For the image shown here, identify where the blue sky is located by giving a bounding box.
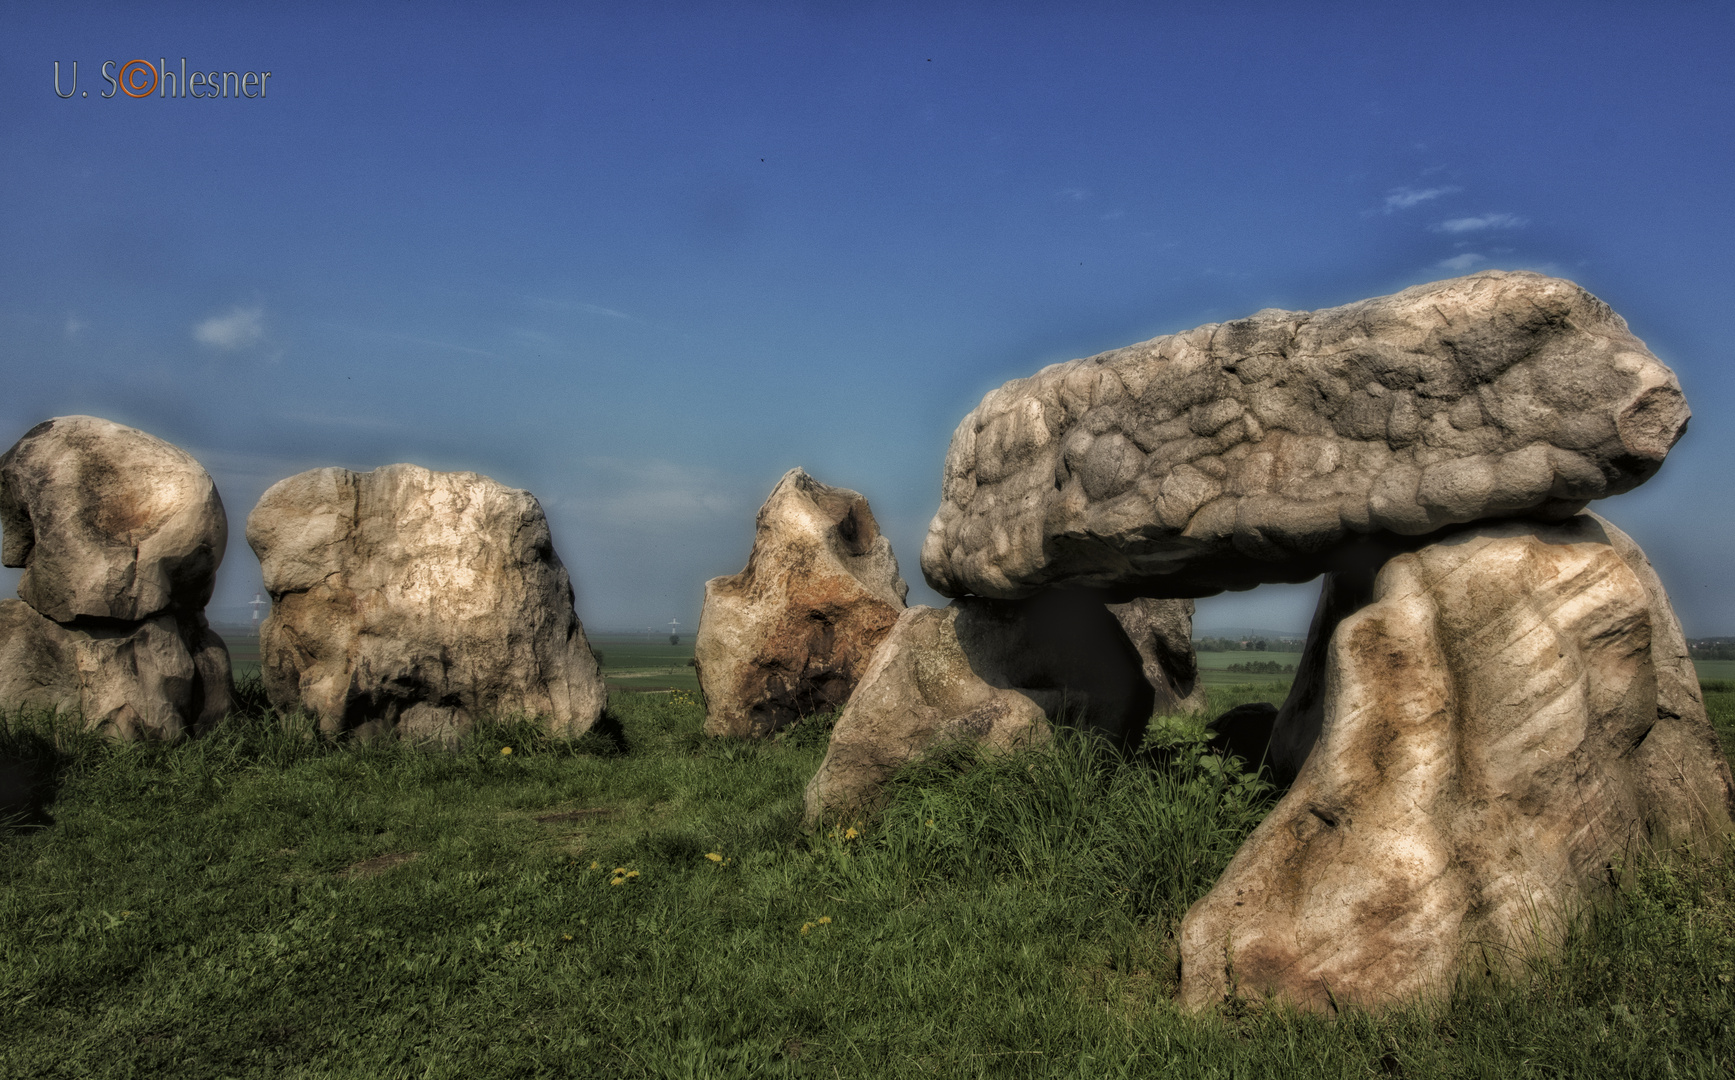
[3,3,1733,635]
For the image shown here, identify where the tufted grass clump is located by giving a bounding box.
[0,680,1731,1077]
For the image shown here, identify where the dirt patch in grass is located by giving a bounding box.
[534,808,613,823]
[347,851,420,877]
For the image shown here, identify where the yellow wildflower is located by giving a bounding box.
[500,746,513,756]
[705,852,724,863]
[609,877,625,886]
[800,923,812,935]
[844,826,859,840]
[626,870,639,879]
[817,916,832,925]
[562,934,573,941]
[589,861,600,870]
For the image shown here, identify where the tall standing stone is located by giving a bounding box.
[695,469,908,738]
[246,463,605,740]
[1178,514,1735,1013]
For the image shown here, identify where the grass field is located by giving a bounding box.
[590,635,700,694]
[2,680,1732,1078]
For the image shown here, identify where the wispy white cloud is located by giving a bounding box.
[1433,213,1526,233]
[1382,185,1459,213]
[64,315,85,338]
[525,296,633,320]
[194,305,265,349]
[1056,187,1091,202]
[1437,252,1487,272]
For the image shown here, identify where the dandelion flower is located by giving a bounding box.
[705,852,723,863]
[817,916,832,925]
[609,877,625,886]
[589,861,600,870]
[844,827,859,840]
[612,867,627,875]
[626,870,639,879]
[800,923,812,935]
[500,746,513,756]
[562,934,573,941]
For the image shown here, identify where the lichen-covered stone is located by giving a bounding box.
[1178,513,1734,1014]
[246,463,605,740]
[922,272,1690,600]
[695,469,907,738]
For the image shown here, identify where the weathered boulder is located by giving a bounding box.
[695,469,908,738]
[922,272,1690,601]
[1107,597,1207,715]
[0,417,232,739]
[1178,513,1735,1013]
[803,589,1153,823]
[1,416,227,622]
[247,464,606,740]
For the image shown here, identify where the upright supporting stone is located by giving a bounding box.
[695,469,907,738]
[1178,514,1735,1013]
[803,588,1153,824]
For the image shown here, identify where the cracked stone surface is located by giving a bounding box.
[0,416,231,739]
[246,463,605,740]
[1178,513,1735,1013]
[921,272,1690,600]
[695,468,908,738]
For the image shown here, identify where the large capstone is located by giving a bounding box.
[0,417,232,739]
[803,589,1154,824]
[1178,513,1735,1013]
[921,272,1690,600]
[695,468,908,738]
[246,463,606,740]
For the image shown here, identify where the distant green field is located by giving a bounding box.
[1695,659,1735,683]
[214,638,1735,707]
[591,633,699,694]
[1195,650,1301,689]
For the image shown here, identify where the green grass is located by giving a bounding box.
[1,680,1732,1078]
[591,634,699,694]
[1697,660,1735,684]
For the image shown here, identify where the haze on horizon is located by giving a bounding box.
[4,4,1733,637]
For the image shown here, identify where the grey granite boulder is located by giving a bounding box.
[922,272,1690,600]
[247,463,606,740]
[0,417,232,739]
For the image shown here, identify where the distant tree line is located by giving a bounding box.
[1192,636,1306,653]
[1689,639,1735,661]
[1226,660,1297,675]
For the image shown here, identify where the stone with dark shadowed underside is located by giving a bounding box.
[695,469,908,738]
[921,271,1691,601]
[1178,513,1735,1013]
[0,416,231,739]
[247,463,605,741]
